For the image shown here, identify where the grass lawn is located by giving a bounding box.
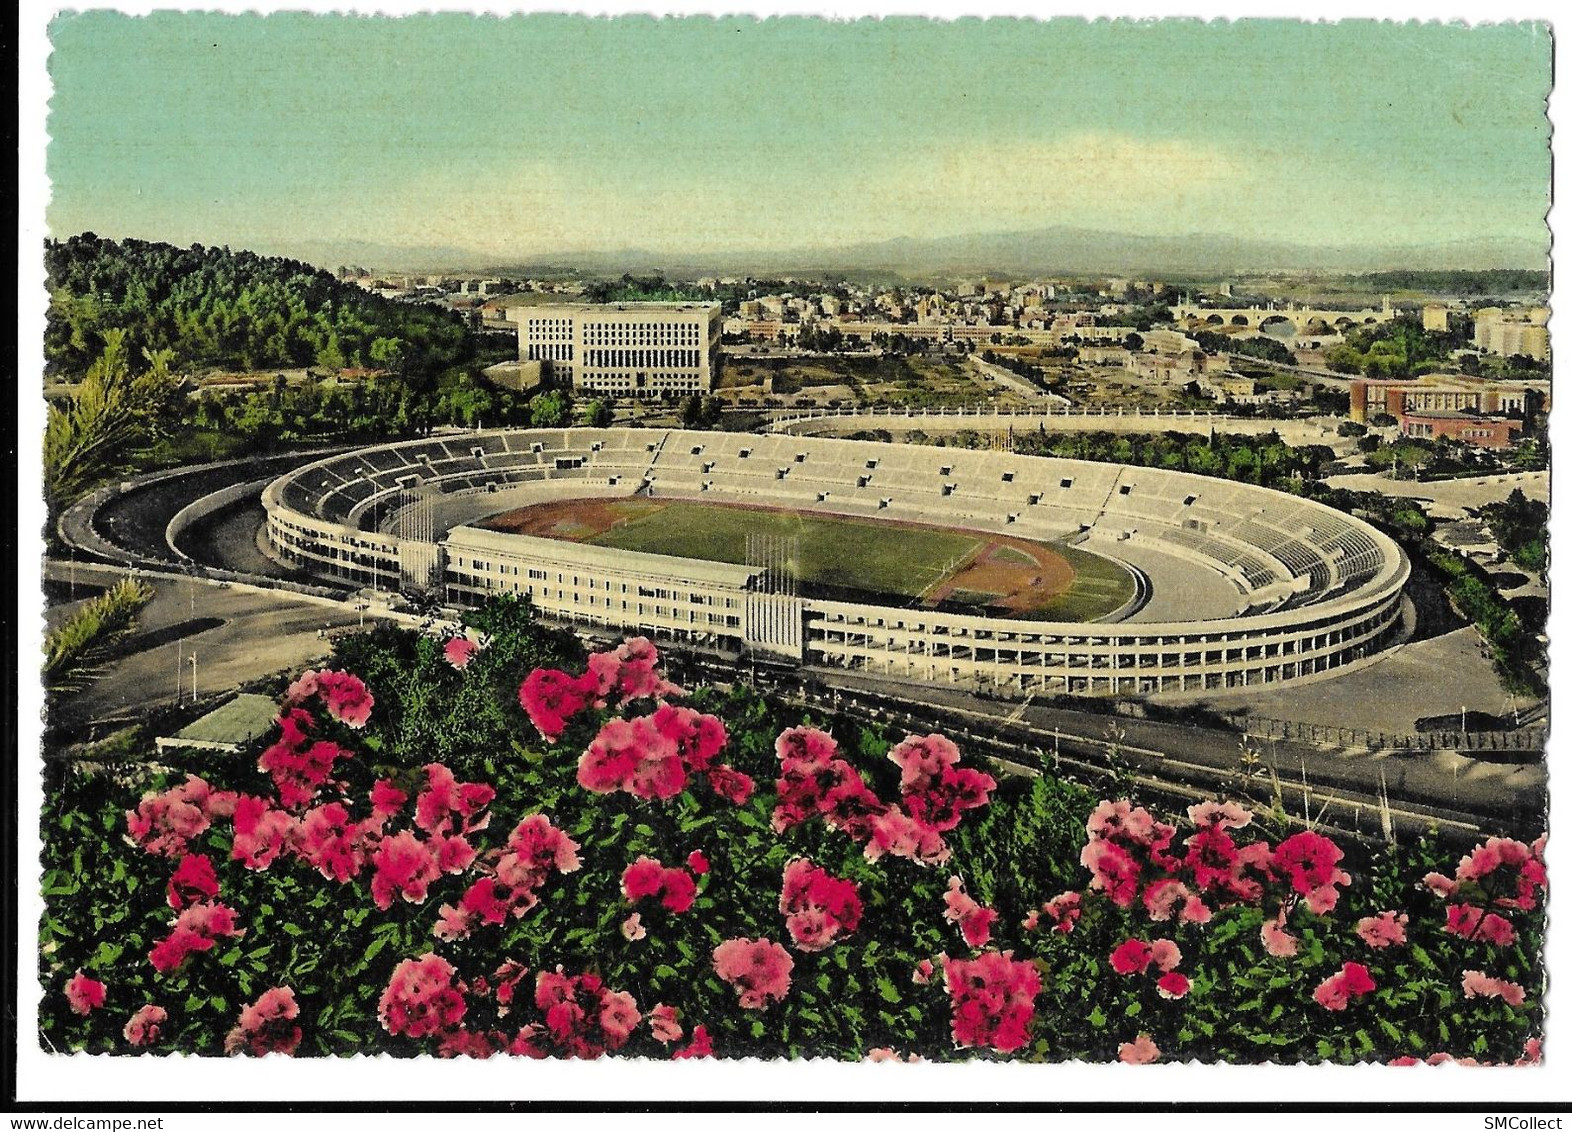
[585,500,983,600]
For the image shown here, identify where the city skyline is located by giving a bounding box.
[46,14,1552,268]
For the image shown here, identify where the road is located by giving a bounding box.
[42,560,400,735]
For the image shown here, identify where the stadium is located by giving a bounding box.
[261,427,1411,697]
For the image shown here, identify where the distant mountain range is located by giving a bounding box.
[245,226,1550,281]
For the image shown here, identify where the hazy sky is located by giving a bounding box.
[46,13,1552,258]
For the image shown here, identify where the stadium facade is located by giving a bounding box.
[262,428,1410,697]
[515,302,723,398]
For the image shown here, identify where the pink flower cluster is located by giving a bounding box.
[579,705,753,804]
[1080,800,1351,945]
[518,637,681,740]
[942,951,1041,1053]
[1355,911,1409,950]
[942,876,997,949]
[285,668,374,729]
[771,728,994,867]
[1461,970,1528,1007]
[1109,937,1189,1000]
[123,1004,168,1047]
[148,897,245,973]
[1118,1033,1161,1064]
[1426,836,1546,949]
[1312,962,1377,1012]
[257,708,353,809]
[1023,891,1082,934]
[779,858,864,951]
[435,813,582,941]
[379,953,469,1039]
[523,968,642,1059]
[224,987,302,1056]
[65,970,106,1016]
[712,937,795,1009]
[622,855,699,914]
[126,774,229,858]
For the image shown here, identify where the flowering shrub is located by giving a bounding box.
[39,599,1546,1063]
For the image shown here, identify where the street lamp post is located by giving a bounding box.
[189,653,198,703]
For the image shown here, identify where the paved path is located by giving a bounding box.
[1323,470,1547,520]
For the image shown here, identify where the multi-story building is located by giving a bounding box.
[1473,307,1550,360]
[517,303,723,398]
[1398,412,1522,449]
[1422,304,1450,333]
[1349,375,1548,424]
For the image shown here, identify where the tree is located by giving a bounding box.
[529,389,572,429]
[44,330,179,507]
[576,398,614,428]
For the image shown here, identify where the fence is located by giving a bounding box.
[1240,714,1545,754]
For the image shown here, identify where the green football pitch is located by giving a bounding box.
[482,496,1138,620]
[583,500,981,600]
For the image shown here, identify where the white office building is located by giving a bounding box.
[518,303,723,398]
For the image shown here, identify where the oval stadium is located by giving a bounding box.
[261,427,1410,698]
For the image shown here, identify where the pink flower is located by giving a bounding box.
[621,913,647,941]
[126,775,219,857]
[673,1024,713,1059]
[443,636,481,670]
[706,765,756,806]
[1080,839,1142,907]
[370,779,407,819]
[864,808,950,867]
[148,901,244,973]
[620,856,697,913]
[942,951,1040,1053]
[1110,938,1154,976]
[1156,971,1190,1000]
[519,668,597,740]
[1041,892,1083,934]
[780,858,864,952]
[578,715,686,800]
[1183,825,1243,894]
[1445,904,1518,947]
[414,763,495,837]
[887,732,961,793]
[1261,910,1300,958]
[258,711,351,809]
[123,1004,168,1047]
[912,959,935,985]
[1148,938,1181,972]
[224,987,302,1056]
[686,850,710,875]
[166,852,221,909]
[1461,970,1527,1007]
[1188,800,1253,829]
[316,670,374,728]
[230,795,295,870]
[1355,911,1409,949]
[1273,831,1347,901]
[942,876,996,948]
[65,970,106,1015]
[295,803,378,883]
[648,1003,683,1043]
[533,968,642,1058]
[369,830,442,911]
[712,937,794,1009]
[379,954,467,1039]
[586,636,682,703]
[651,704,728,772]
[1142,878,1196,923]
[1312,962,1376,1012]
[1119,1033,1161,1064]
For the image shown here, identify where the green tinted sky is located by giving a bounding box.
[47,13,1552,258]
